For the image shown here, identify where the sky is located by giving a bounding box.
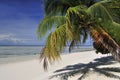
[0,0,45,45]
[0,0,92,46]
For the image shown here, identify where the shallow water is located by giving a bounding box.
[0,46,43,58]
[0,46,93,58]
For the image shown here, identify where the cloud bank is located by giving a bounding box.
[0,33,31,43]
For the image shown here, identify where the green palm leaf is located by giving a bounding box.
[37,16,66,38]
[40,24,69,70]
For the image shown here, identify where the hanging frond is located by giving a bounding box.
[68,25,82,52]
[65,5,89,45]
[66,5,87,22]
[81,28,88,44]
[37,16,66,38]
[40,24,70,70]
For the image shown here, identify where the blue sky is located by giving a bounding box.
[0,0,45,45]
[0,0,92,46]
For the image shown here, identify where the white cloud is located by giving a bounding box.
[0,33,31,43]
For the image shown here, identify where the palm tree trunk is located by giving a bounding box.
[90,27,120,61]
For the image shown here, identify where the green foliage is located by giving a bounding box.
[44,0,80,15]
[102,1,120,23]
[40,24,70,70]
[87,1,120,45]
[37,16,66,38]
[43,0,96,16]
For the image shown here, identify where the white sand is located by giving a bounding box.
[0,50,120,80]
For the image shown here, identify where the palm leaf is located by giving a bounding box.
[44,0,81,16]
[101,1,120,23]
[37,16,66,38]
[40,24,70,70]
[68,26,81,52]
[44,0,98,16]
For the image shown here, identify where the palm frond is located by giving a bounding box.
[65,6,89,51]
[37,16,66,38]
[44,0,69,15]
[81,28,88,44]
[44,0,97,16]
[101,1,120,23]
[87,2,113,23]
[40,24,69,70]
[44,0,82,16]
[66,5,87,21]
[67,24,82,52]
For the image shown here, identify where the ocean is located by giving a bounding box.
[0,46,43,58]
[0,46,93,58]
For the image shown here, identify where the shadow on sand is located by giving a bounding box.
[50,56,120,80]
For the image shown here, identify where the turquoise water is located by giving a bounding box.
[0,46,93,58]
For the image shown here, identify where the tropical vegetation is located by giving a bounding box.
[37,0,120,70]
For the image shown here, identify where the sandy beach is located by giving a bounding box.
[0,50,120,80]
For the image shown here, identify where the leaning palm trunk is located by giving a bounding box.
[90,27,120,61]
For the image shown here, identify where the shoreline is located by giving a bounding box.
[0,48,94,65]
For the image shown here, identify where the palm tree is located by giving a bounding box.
[37,0,120,70]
